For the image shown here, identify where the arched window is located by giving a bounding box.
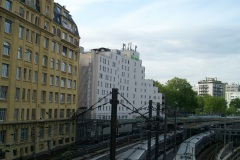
[56,60,60,70]
[3,42,10,55]
[18,46,22,59]
[50,58,54,69]
[42,55,47,66]
[68,64,72,73]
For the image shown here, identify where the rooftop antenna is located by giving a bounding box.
[122,43,126,50]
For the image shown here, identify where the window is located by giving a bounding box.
[52,26,56,34]
[15,88,20,100]
[56,60,60,70]
[1,64,8,77]
[0,86,8,100]
[18,46,22,59]
[3,42,10,56]
[51,41,55,52]
[28,70,31,81]
[67,94,71,103]
[43,37,48,48]
[60,109,64,118]
[60,93,65,103]
[50,58,54,68]
[0,109,6,120]
[73,81,76,89]
[34,52,38,64]
[69,49,73,59]
[0,130,6,143]
[35,34,40,45]
[44,21,49,30]
[33,71,37,83]
[61,78,66,87]
[19,26,23,38]
[49,92,53,102]
[55,76,59,86]
[16,67,21,80]
[35,16,39,26]
[57,43,60,54]
[26,29,29,41]
[24,49,32,62]
[68,64,72,74]
[22,88,25,100]
[42,73,47,84]
[4,19,11,33]
[21,128,28,141]
[74,66,77,75]
[42,56,47,66]
[74,52,78,61]
[48,110,52,119]
[41,91,46,102]
[5,0,12,10]
[46,6,49,15]
[13,129,18,142]
[26,11,29,20]
[32,90,36,102]
[67,79,72,88]
[21,109,24,120]
[50,75,53,85]
[19,7,24,17]
[62,46,67,56]
[30,31,34,42]
[32,109,36,120]
[68,36,73,43]
[14,109,19,120]
[39,126,44,137]
[62,32,66,40]
[56,29,61,37]
[55,93,58,102]
[61,62,66,72]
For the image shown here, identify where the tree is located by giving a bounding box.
[230,98,240,109]
[202,95,227,114]
[154,77,198,112]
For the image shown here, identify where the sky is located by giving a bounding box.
[55,0,240,86]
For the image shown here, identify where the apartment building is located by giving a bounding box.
[225,83,240,107]
[79,45,163,120]
[197,77,225,97]
[0,0,80,159]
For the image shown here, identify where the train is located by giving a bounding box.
[116,130,185,160]
[174,131,215,160]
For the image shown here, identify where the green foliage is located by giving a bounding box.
[226,106,237,115]
[202,95,227,114]
[229,98,240,109]
[154,77,197,112]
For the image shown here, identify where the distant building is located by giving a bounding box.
[225,83,240,107]
[197,77,225,97]
[78,45,163,119]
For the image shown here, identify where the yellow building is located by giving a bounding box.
[0,0,80,159]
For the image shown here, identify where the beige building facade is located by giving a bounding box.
[0,0,80,159]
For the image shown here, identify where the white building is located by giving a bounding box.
[225,83,240,107]
[79,46,163,119]
[197,77,225,97]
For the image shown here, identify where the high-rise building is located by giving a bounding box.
[79,45,163,120]
[225,83,240,107]
[197,77,225,97]
[0,0,80,159]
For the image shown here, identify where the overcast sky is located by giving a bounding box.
[55,0,240,86]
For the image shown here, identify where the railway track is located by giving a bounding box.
[38,134,143,160]
[198,142,223,160]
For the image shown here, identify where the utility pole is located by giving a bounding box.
[155,103,160,160]
[163,105,167,160]
[174,107,177,152]
[147,100,152,160]
[110,88,118,160]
